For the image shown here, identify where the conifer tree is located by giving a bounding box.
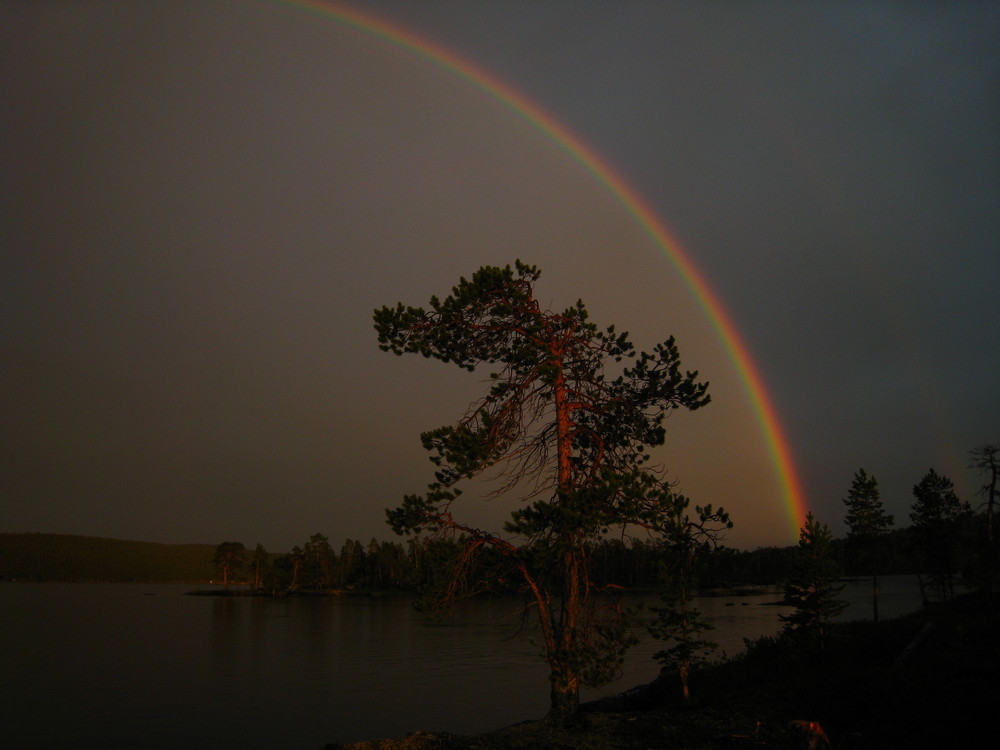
[375,262,711,722]
[910,468,972,601]
[250,543,269,590]
[969,444,999,594]
[780,513,845,651]
[648,499,731,704]
[212,541,246,589]
[289,545,304,590]
[969,444,999,543]
[842,468,893,622]
[303,533,335,589]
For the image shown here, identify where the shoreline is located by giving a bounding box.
[326,592,999,749]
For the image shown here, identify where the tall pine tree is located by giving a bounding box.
[969,444,999,594]
[648,498,730,704]
[376,262,713,722]
[842,468,893,622]
[911,468,971,601]
[781,513,845,651]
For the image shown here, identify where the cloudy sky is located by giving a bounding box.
[2,0,998,552]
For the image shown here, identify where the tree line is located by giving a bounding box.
[211,533,764,594]
[213,446,997,602]
[208,502,984,598]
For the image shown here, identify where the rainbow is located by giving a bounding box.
[276,0,809,539]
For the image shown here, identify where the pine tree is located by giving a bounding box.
[303,533,335,590]
[911,468,972,601]
[212,541,246,588]
[250,543,269,590]
[969,444,999,594]
[842,468,893,622]
[969,444,999,543]
[780,513,846,651]
[376,262,712,722]
[648,499,730,704]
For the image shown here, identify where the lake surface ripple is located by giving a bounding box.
[1,576,923,748]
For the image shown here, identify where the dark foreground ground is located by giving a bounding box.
[329,592,998,749]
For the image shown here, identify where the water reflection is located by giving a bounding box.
[1,576,926,748]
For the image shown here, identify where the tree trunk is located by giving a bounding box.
[990,462,998,594]
[552,357,573,494]
[548,671,581,725]
[871,572,879,623]
[546,353,584,722]
[988,461,997,544]
[679,659,691,705]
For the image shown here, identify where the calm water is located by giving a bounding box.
[1,576,924,749]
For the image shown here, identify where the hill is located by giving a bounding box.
[0,532,216,582]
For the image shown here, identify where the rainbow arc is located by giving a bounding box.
[280,0,809,539]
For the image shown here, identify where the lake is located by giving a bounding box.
[0,576,925,749]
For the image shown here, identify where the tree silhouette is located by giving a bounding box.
[250,543,269,590]
[212,541,246,588]
[303,533,335,590]
[911,468,971,601]
[969,444,998,542]
[375,262,711,722]
[338,538,364,589]
[969,444,999,594]
[648,499,731,704]
[780,513,845,651]
[842,468,893,622]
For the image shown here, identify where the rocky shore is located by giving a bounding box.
[327,592,998,749]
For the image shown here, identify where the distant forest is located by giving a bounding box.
[0,527,935,589]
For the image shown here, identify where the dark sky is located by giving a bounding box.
[2,0,998,552]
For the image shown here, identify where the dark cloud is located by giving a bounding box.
[2,0,997,550]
